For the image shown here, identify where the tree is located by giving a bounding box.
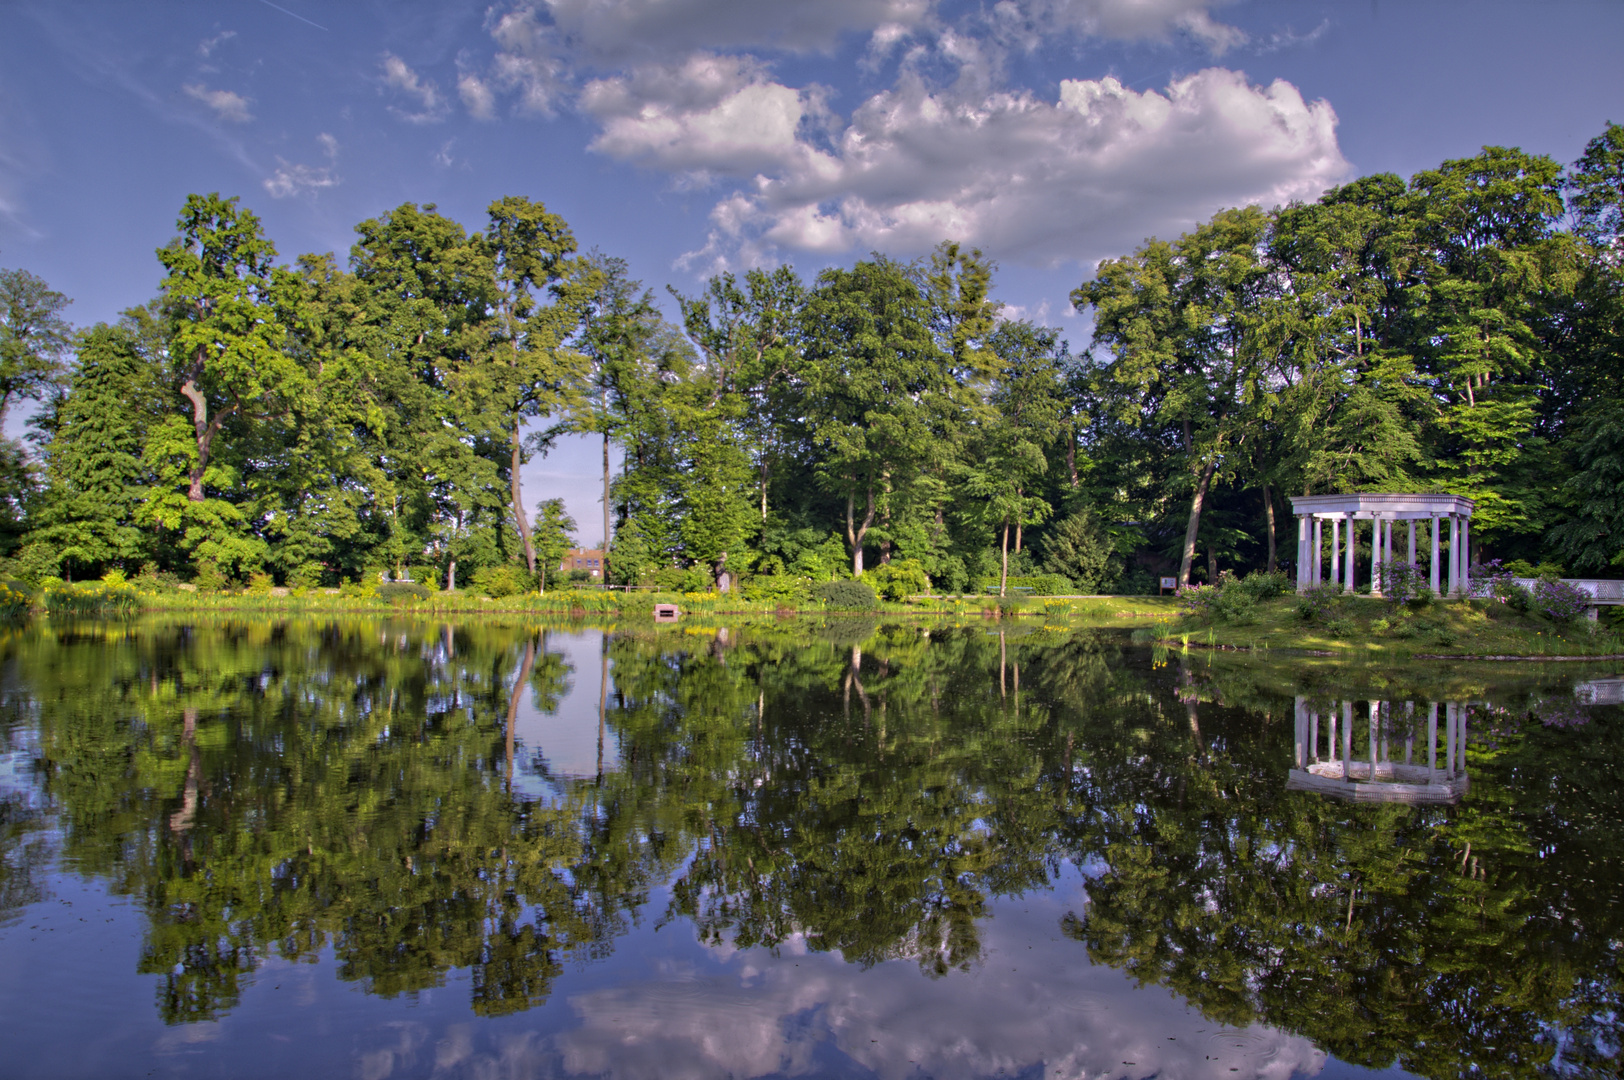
[531,497,576,585]
[27,323,157,576]
[481,196,593,576]
[1074,207,1274,585]
[802,258,952,577]
[0,265,72,430]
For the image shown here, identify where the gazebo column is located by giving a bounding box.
[1312,517,1323,585]
[1408,521,1417,566]
[1460,517,1471,596]
[1370,518,1383,596]
[1430,516,1441,594]
[1296,515,1308,590]
[1330,517,1341,585]
[1344,514,1356,591]
[1455,516,1468,594]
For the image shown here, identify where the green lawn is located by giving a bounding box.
[1154,594,1624,658]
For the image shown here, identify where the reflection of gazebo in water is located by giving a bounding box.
[1288,493,1475,597]
[1288,697,1469,804]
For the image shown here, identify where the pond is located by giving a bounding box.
[0,617,1619,1080]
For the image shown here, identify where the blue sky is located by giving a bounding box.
[2,0,1620,544]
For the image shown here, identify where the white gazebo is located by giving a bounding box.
[1287,493,1475,597]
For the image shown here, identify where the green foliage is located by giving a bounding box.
[42,579,141,617]
[741,574,810,605]
[866,558,929,601]
[472,563,532,598]
[1040,509,1116,593]
[0,579,34,619]
[1295,583,1344,622]
[810,579,877,611]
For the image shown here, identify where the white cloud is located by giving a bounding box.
[379,53,448,123]
[643,67,1346,270]
[580,55,834,179]
[197,30,236,58]
[182,83,252,123]
[262,133,339,198]
[1018,0,1248,54]
[541,0,936,62]
[458,72,496,119]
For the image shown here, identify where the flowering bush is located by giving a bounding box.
[1376,560,1432,607]
[1294,582,1343,622]
[1176,582,1222,618]
[1532,577,1590,622]
[1473,560,1532,611]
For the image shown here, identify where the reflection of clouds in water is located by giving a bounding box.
[552,891,1326,1080]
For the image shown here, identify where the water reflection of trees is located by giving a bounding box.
[1062,657,1624,1078]
[4,618,1621,1078]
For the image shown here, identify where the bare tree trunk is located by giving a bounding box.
[602,428,611,585]
[1263,481,1277,573]
[759,460,769,521]
[179,356,232,503]
[1000,521,1010,597]
[1208,546,1218,583]
[1178,457,1218,586]
[1067,433,1078,489]
[512,420,536,574]
[846,487,875,577]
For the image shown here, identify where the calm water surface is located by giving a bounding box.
[0,618,1619,1080]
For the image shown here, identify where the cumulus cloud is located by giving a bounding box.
[1016,0,1248,53]
[263,133,339,198]
[580,54,834,179]
[182,83,252,123]
[380,53,448,123]
[629,67,1347,269]
[541,0,935,62]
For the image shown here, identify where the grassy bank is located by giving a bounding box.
[1154,594,1624,659]
[63,584,1183,623]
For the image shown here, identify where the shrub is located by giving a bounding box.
[1474,560,1532,611]
[1322,616,1355,637]
[246,571,275,594]
[742,574,811,605]
[472,564,532,598]
[868,559,930,601]
[192,560,231,592]
[1376,561,1431,607]
[1235,569,1292,600]
[378,581,431,603]
[1295,583,1343,622]
[812,579,877,611]
[1532,577,1590,622]
[1178,577,1257,624]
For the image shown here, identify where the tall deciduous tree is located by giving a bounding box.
[1075,207,1273,585]
[802,258,950,577]
[0,266,72,430]
[482,196,593,576]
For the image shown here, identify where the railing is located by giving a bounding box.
[1510,577,1624,604]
